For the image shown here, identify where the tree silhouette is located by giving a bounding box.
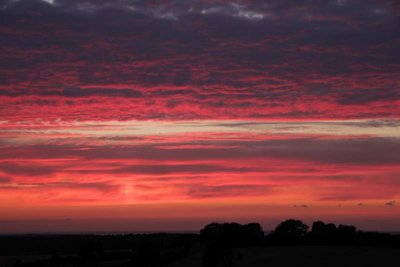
[311,221,327,235]
[337,224,357,243]
[311,221,337,237]
[200,222,223,242]
[243,223,264,245]
[273,219,309,237]
[337,224,357,235]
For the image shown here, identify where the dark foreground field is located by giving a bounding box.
[1,220,400,266]
[1,244,399,267]
[166,246,400,267]
[0,233,201,267]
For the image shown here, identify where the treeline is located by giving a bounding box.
[267,219,400,247]
[199,219,400,267]
[200,219,400,247]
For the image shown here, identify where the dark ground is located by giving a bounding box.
[166,246,400,267]
[1,220,399,267]
[1,234,400,267]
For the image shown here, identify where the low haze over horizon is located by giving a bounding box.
[0,0,399,233]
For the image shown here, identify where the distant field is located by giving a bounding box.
[166,246,400,267]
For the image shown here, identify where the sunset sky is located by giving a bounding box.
[0,0,399,233]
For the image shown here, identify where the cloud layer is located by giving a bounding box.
[1,120,399,206]
[0,0,399,231]
[0,0,399,121]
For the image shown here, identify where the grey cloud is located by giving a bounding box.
[0,87,143,98]
[2,0,397,22]
[1,137,400,165]
[336,88,400,105]
[187,184,271,198]
[66,164,256,175]
[385,200,396,206]
[0,163,60,176]
[42,181,118,192]
[294,204,309,208]
[0,176,12,183]
[0,180,118,192]
[1,0,398,114]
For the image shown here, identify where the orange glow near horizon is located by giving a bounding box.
[1,119,399,231]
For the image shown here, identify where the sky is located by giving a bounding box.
[0,0,399,233]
